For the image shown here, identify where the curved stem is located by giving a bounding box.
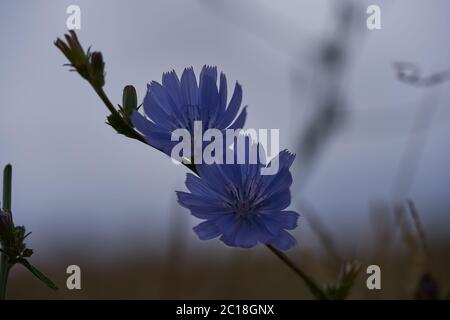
[91,86,198,173]
[266,244,328,300]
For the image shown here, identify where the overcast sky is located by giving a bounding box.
[1,0,449,259]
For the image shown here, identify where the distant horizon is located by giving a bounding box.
[1,0,449,255]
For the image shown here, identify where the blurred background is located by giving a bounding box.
[0,0,449,299]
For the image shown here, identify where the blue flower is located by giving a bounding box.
[131,66,247,156]
[176,141,300,251]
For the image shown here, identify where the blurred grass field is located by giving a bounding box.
[7,211,450,299]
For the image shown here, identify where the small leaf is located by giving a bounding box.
[89,51,105,88]
[18,258,58,290]
[107,113,133,136]
[23,231,32,240]
[106,113,144,141]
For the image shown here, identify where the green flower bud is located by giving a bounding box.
[122,85,138,118]
[54,31,105,89]
[89,51,105,88]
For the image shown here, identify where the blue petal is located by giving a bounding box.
[199,65,218,90]
[199,66,219,126]
[215,161,244,194]
[131,111,160,135]
[217,215,243,247]
[273,150,296,170]
[151,81,188,128]
[255,213,283,236]
[185,173,228,202]
[269,230,297,251]
[147,81,173,113]
[256,168,292,203]
[228,106,247,131]
[215,213,239,231]
[256,150,295,201]
[220,233,236,247]
[131,112,176,153]
[143,83,176,131]
[252,217,277,242]
[181,67,199,107]
[218,82,242,128]
[196,163,236,197]
[162,70,183,108]
[278,211,300,230]
[217,73,228,115]
[234,220,259,248]
[258,190,291,212]
[176,191,232,219]
[193,220,222,240]
[262,211,300,230]
[176,191,223,208]
[259,151,296,192]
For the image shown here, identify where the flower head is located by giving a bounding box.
[176,139,299,251]
[131,66,247,156]
[54,31,105,88]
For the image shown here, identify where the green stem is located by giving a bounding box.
[0,255,10,299]
[3,164,12,212]
[91,85,197,173]
[266,244,328,300]
[1,164,12,300]
[93,86,119,116]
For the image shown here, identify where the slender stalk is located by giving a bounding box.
[406,199,429,258]
[91,84,198,173]
[266,244,328,300]
[0,258,10,299]
[2,164,12,211]
[0,164,12,299]
[93,86,120,116]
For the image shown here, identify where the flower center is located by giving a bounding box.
[230,196,257,216]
